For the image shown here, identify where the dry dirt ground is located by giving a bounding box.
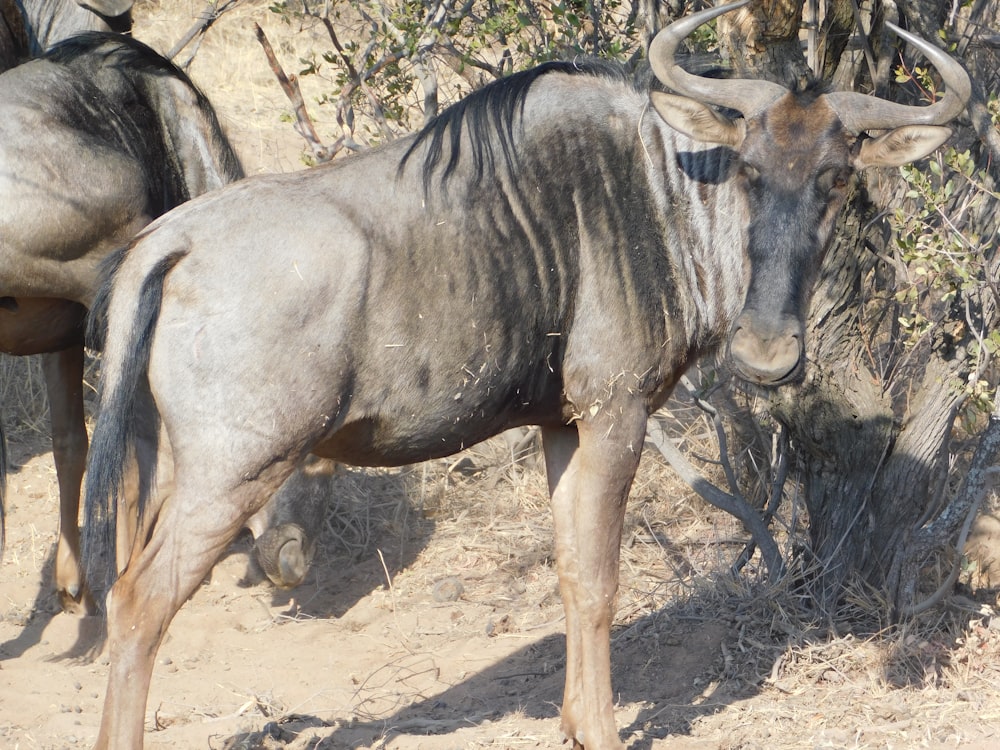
[3,1,1000,748]
[4,396,1000,750]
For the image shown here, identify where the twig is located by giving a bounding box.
[168,0,240,65]
[645,415,783,580]
[377,548,411,649]
[680,375,741,497]
[734,427,790,573]
[253,23,338,164]
[681,374,790,574]
[315,10,360,80]
[905,392,1000,615]
[848,0,878,92]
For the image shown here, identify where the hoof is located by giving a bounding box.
[253,523,315,588]
[58,584,96,616]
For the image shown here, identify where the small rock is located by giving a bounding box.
[486,614,515,637]
[432,576,465,602]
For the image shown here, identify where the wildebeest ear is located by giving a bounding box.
[650,92,744,147]
[853,125,952,168]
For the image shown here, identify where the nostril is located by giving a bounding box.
[775,332,801,359]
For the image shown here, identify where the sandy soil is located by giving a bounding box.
[0,427,735,750]
[3,2,1000,748]
[3,420,1000,750]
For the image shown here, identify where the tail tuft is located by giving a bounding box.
[87,246,129,353]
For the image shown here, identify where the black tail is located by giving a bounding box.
[82,250,186,599]
[86,245,128,353]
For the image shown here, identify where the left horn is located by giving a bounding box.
[827,22,970,133]
[648,0,787,118]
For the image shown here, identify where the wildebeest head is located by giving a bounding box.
[648,0,969,385]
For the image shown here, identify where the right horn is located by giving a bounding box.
[648,0,787,118]
[826,22,971,133]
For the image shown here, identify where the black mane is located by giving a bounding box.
[44,31,226,124]
[45,31,187,81]
[401,58,635,194]
[43,31,242,196]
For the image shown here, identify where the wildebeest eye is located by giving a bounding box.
[817,167,848,194]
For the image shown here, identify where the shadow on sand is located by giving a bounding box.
[219,587,750,750]
[1,462,428,663]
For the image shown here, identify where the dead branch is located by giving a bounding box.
[903,393,1000,614]
[253,23,339,164]
[645,414,784,581]
[168,0,240,66]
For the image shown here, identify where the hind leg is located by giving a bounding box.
[42,348,94,614]
[94,455,298,750]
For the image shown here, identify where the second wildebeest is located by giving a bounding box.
[0,31,242,612]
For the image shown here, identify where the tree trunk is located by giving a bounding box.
[716,0,811,83]
[766,188,903,608]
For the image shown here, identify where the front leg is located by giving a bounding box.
[541,405,646,750]
[42,348,94,614]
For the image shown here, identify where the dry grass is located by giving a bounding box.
[0,355,52,437]
[266,394,1000,747]
[0,352,101,442]
[223,424,1000,748]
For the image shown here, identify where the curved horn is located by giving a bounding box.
[827,22,971,133]
[648,0,787,118]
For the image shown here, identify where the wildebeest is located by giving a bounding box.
[83,2,970,747]
[0,0,131,613]
[0,0,132,70]
[0,31,243,612]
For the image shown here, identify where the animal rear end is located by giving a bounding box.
[82,246,186,598]
[87,225,352,747]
